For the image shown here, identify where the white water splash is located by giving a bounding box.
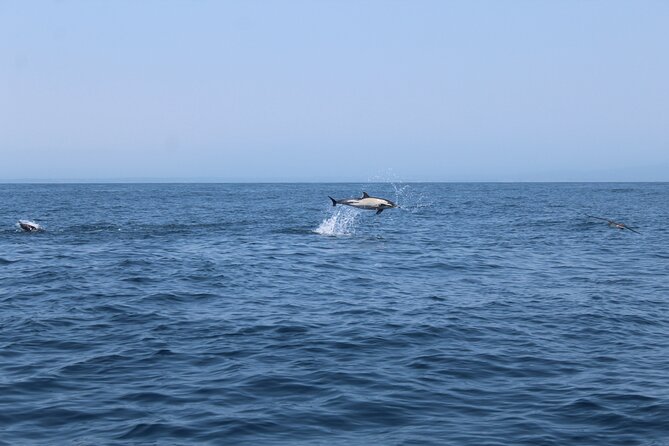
[314,174,433,236]
[314,207,360,236]
[17,220,43,231]
[393,183,434,213]
[366,173,433,213]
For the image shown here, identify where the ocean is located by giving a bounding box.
[1,183,668,445]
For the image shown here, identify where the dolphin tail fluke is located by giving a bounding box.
[328,196,337,206]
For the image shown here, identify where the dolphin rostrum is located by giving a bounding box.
[587,215,640,234]
[328,192,397,215]
[18,220,42,232]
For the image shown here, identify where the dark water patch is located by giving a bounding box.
[121,391,194,405]
[1,373,93,397]
[117,422,201,441]
[68,222,123,233]
[272,227,316,235]
[3,405,100,429]
[241,374,327,398]
[57,354,134,376]
[139,291,220,304]
[120,276,156,284]
[274,324,310,335]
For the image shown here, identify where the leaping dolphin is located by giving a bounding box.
[328,192,397,215]
[18,220,42,232]
[587,215,640,234]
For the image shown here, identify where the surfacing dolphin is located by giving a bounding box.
[18,220,42,232]
[587,215,640,234]
[328,192,397,215]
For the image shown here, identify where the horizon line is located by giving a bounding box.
[1,179,668,184]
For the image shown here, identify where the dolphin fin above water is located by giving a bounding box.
[587,215,640,234]
[376,209,384,215]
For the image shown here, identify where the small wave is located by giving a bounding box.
[611,188,635,193]
[117,422,199,441]
[0,258,18,266]
[272,228,315,235]
[71,223,122,233]
[314,207,360,236]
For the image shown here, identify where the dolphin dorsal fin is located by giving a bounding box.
[361,192,370,198]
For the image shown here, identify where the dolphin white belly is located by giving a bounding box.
[347,198,389,210]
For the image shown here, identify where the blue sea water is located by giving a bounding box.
[1,182,668,445]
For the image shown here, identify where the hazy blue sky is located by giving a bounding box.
[1,1,668,181]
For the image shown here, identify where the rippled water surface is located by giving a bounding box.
[1,183,669,445]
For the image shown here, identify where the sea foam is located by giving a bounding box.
[314,207,360,236]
